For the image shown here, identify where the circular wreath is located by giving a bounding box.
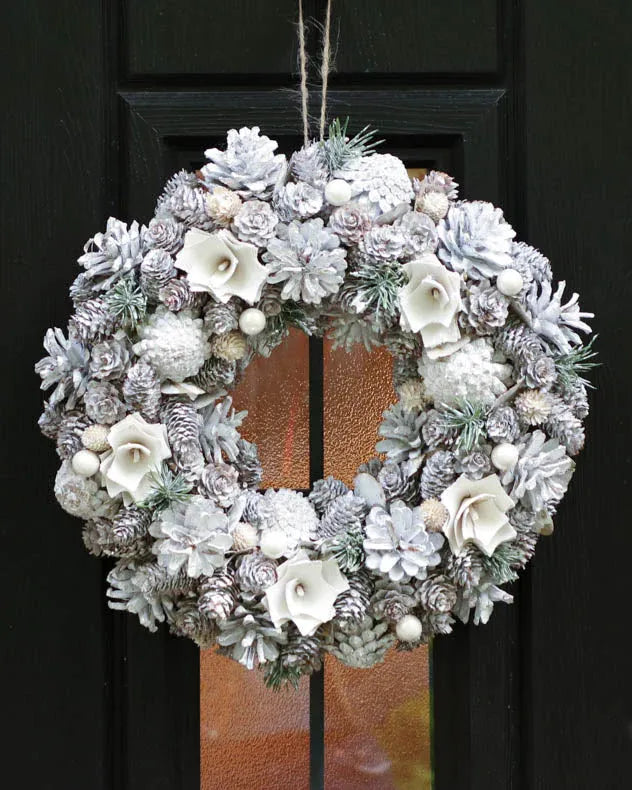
[36,122,595,686]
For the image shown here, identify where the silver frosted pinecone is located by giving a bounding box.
[280,628,324,674]
[370,579,417,623]
[422,611,455,638]
[445,545,484,593]
[145,216,184,254]
[140,249,176,302]
[289,141,329,189]
[419,451,457,500]
[69,297,118,344]
[309,476,349,515]
[89,338,130,382]
[123,362,162,422]
[376,403,425,465]
[171,598,217,649]
[486,406,520,443]
[496,323,544,365]
[198,568,238,621]
[235,438,263,488]
[56,411,91,459]
[38,400,64,441]
[133,560,197,596]
[511,241,552,285]
[203,301,240,334]
[109,506,153,557]
[235,550,277,594]
[462,280,509,335]
[158,278,200,312]
[334,569,373,626]
[545,395,585,456]
[161,398,204,480]
[329,615,396,669]
[520,354,557,389]
[392,356,420,389]
[157,182,214,230]
[417,574,458,613]
[84,381,126,425]
[556,378,589,419]
[422,409,458,450]
[217,604,287,670]
[319,492,369,538]
[377,462,419,505]
[191,356,237,392]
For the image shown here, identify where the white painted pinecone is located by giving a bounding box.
[54,460,119,519]
[418,339,512,407]
[329,615,396,668]
[133,306,209,382]
[257,489,319,551]
[334,153,414,218]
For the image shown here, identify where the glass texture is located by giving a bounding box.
[232,327,310,489]
[324,651,432,790]
[200,652,310,789]
[200,328,310,790]
[323,338,396,486]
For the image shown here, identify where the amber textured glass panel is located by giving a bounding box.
[324,651,432,789]
[231,327,310,489]
[323,338,396,486]
[200,652,310,789]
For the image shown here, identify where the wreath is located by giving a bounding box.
[36,121,596,687]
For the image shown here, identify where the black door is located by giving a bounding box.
[3,2,631,788]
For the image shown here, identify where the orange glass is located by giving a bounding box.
[200,328,311,790]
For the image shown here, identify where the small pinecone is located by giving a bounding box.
[158,277,198,311]
[56,412,91,459]
[140,249,176,302]
[281,628,323,674]
[545,395,585,456]
[370,579,416,622]
[123,362,162,422]
[486,406,520,443]
[172,598,217,648]
[496,323,544,365]
[69,298,118,343]
[204,301,240,334]
[82,520,105,557]
[319,492,369,538]
[109,506,153,556]
[235,551,277,594]
[160,183,213,229]
[235,438,263,488]
[191,356,237,391]
[198,568,238,621]
[161,398,204,480]
[417,574,458,613]
[210,331,247,361]
[445,546,484,593]
[422,409,457,449]
[309,476,349,515]
[334,569,373,626]
[462,283,509,335]
[422,611,455,638]
[134,561,196,595]
[520,354,557,390]
[38,401,63,441]
[419,498,449,532]
[145,216,184,254]
[515,389,552,426]
[419,451,457,500]
[556,378,589,419]
[329,615,396,669]
[392,356,420,389]
[377,462,418,505]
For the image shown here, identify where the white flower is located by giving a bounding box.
[399,254,462,348]
[440,474,516,557]
[264,550,349,636]
[100,413,171,505]
[174,227,268,304]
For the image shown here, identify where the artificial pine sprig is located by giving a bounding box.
[440,400,488,453]
[482,541,531,585]
[321,524,365,573]
[554,335,599,390]
[139,464,193,512]
[105,273,147,330]
[263,658,304,691]
[344,260,406,324]
[323,117,384,171]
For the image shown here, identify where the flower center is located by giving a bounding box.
[217,258,232,272]
[294,583,306,598]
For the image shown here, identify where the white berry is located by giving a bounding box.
[71,449,100,477]
[324,179,352,206]
[491,442,519,471]
[496,268,524,296]
[260,528,288,559]
[396,614,423,642]
[238,307,266,336]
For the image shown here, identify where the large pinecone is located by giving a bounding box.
[69,298,118,343]
[319,492,369,538]
[329,615,396,669]
[123,362,162,422]
[419,451,457,499]
[198,568,238,621]
[161,398,204,480]
[309,476,349,515]
[334,569,373,626]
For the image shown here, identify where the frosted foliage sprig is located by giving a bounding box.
[35,122,595,683]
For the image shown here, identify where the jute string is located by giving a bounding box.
[297,0,334,143]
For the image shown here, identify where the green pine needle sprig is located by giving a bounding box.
[139,465,193,512]
[321,524,365,573]
[323,117,384,171]
[440,400,488,453]
[482,541,530,585]
[554,335,599,390]
[346,260,406,324]
[263,658,305,691]
[105,273,147,330]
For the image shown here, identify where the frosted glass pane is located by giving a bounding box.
[324,651,432,789]
[232,327,310,489]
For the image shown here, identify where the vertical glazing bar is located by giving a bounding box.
[309,336,325,790]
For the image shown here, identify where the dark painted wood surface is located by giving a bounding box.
[3,1,631,788]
